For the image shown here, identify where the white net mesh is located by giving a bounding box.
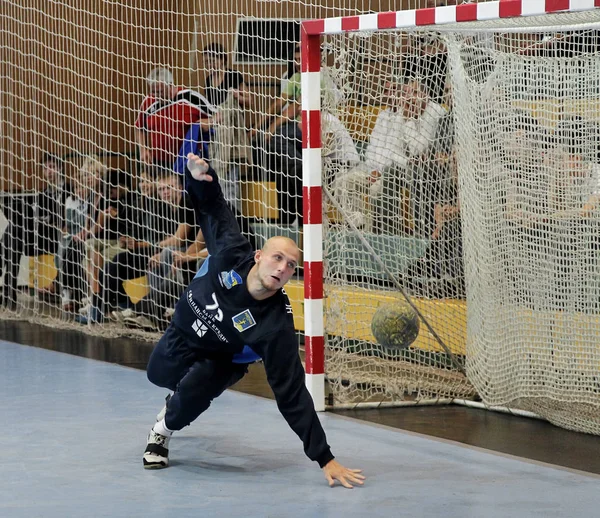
[2,1,600,435]
[321,10,600,433]
[1,0,404,335]
[322,29,475,407]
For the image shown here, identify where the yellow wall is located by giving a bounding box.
[285,280,467,355]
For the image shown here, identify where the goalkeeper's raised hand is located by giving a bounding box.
[186,153,213,182]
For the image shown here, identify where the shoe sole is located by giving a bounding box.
[143,460,168,469]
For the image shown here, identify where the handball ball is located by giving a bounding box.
[371,301,420,350]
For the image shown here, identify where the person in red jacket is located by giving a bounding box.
[135,68,215,169]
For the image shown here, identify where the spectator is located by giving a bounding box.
[198,43,254,242]
[267,119,303,225]
[1,192,38,310]
[253,43,344,226]
[502,111,551,225]
[154,172,200,250]
[548,117,600,217]
[35,153,71,300]
[0,193,27,310]
[321,113,361,189]
[122,228,208,331]
[404,33,448,104]
[205,94,258,249]
[57,154,107,312]
[111,172,197,326]
[335,78,445,234]
[135,68,215,169]
[78,169,135,318]
[279,48,296,95]
[247,44,303,226]
[407,151,465,299]
[84,168,182,323]
[202,42,252,108]
[0,153,68,307]
[405,82,464,298]
[551,117,600,309]
[252,43,342,140]
[56,156,106,312]
[251,44,303,141]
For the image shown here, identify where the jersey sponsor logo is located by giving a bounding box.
[191,319,208,337]
[205,292,223,322]
[232,309,256,333]
[220,270,243,290]
[186,290,229,343]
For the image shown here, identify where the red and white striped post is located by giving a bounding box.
[301,26,325,411]
[300,0,600,410]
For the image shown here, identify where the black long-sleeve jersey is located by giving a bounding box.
[170,164,334,468]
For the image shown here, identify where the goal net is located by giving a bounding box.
[0,0,393,338]
[2,0,600,437]
[308,4,600,434]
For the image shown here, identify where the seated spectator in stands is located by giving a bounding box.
[252,43,342,140]
[35,153,71,300]
[407,151,465,299]
[135,68,215,170]
[403,82,464,298]
[58,154,107,312]
[321,113,361,187]
[0,193,28,310]
[202,42,252,108]
[174,110,257,249]
[279,49,296,96]
[404,33,448,104]
[81,168,183,323]
[153,171,201,250]
[335,78,445,234]
[78,169,135,316]
[549,117,600,217]
[251,44,303,142]
[120,228,208,331]
[253,43,344,226]
[110,172,198,329]
[267,119,303,226]
[0,153,66,308]
[199,42,257,246]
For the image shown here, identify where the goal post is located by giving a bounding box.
[302,0,600,435]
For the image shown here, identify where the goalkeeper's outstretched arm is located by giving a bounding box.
[184,153,252,258]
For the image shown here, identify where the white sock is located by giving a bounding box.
[153,418,173,437]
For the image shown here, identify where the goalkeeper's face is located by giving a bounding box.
[254,237,300,292]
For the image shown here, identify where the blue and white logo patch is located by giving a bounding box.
[220,270,243,290]
[232,310,256,333]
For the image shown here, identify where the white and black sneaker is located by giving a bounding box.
[156,394,172,422]
[143,429,170,469]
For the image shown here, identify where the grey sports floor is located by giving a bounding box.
[2,338,599,518]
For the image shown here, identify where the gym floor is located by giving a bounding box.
[1,320,599,517]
